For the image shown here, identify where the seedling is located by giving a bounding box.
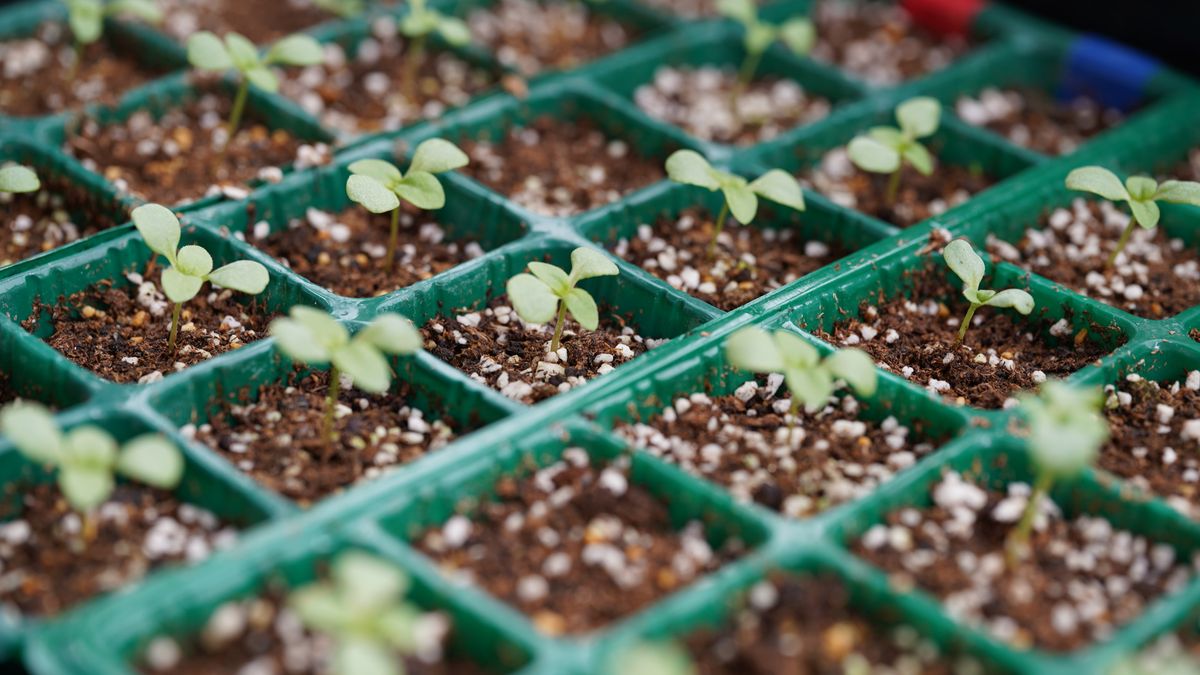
[717,0,813,97]
[289,552,426,675]
[0,401,183,541]
[313,0,364,18]
[726,326,877,441]
[270,307,421,455]
[610,641,696,675]
[847,96,941,205]
[665,149,806,258]
[345,138,469,270]
[186,30,324,139]
[944,239,1034,343]
[1006,381,1108,564]
[506,247,619,354]
[131,203,269,353]
[1065,166,1200,268]
[63,0,161,77]
[399,0,470,103]
[0,165,40,194]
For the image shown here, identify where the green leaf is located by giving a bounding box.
[901,142,934,176]
[437,16,471,46]
[1154,180,1200,206]
[527,262,571,295]
[67,0,104,45]
[186,31,233,71]
[506,273,560,325]
[943,239,984,296]
[408,138,469,175]
[332,340,392,393]
[0,402,63,466]
[665,150,720,190]
[1065,166,1129,202]
[131,203,181,263]
[1124,176,1159,202]
[264,34,324,66]
[824,348,877,397]
[725,327,785,373]
[569,247,619,281]
[61,426,118,469]
[394,171,445,210]
[785,365,834,411]
[563,288,599,330]
[743,22,776,56]
[772,330,819,368]
[207,260,269,295]
[58,466,114,512]
[747,170,805,212]
[895,97,940,139]
[611,642,697,675]
[778,18,814,55]
[161,266,204,303]
[0,165,40,193]
[377,604,422,650]
[270,317,334,364]
[982,288,1035,315]
[866,126,905,149]
[346,175,401,214]
[847,136,900,174]
[290,306,350,351]
[348,159,403,185]
[1128,198,1161,229]
[722,182,758,224]
[116,435,183,489]
[290,584,353,635]
[333,639,399,675]
[244,65,279,93]
[715,0,756,25]
[334,552,408,609]
[224,32,260,70]
[357,314,422,355]
[175,244,213,278]
[106,0,163,24]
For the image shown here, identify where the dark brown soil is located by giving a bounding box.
[460,115,666,216]
[808,161,995,228]
[420,296,657,404]
[987,200,1200,318]
[467,0,639,77]
[415,454,746,635]
[190,369,462,506]
[1,172,125,268]
[24,268,272,384]
[0,24,162,118]
[685,574,969,674]
[65,89,315,206]
[611,208,844,311]
[253,204,481,298]
[957,88,1128,156]
[816,266,1120,409]
[0,375,15,405]
[0,482,236,618]
[159,0,336,44]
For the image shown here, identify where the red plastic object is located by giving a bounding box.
[901,0,986,37]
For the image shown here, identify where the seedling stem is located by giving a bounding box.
[707,201,731,259]
[169,302,182,352]
[385,208,401,270]
[1108,219,1136,268]
[943,239,1034,344]
[226,79,250,141]
[956,304,977,343]
[885,168,901,205]
[550,302,568,353]
[323,366,340,454]
[1006,470,1051,566]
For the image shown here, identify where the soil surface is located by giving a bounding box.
[634,66,831,146]
[461,115,665,216]
[614,377,943,518]
[1100,371,1200,520]
[25,268,273,384]
[252,204,485,298]
[685,574,976,674]
[810,0,972,86]
[610,207,843,311]
[805,147,994,228]
[0,482,237,618]
[816,264,1119,409]
[279,16,497,138]
[1,171,125,268]
[0,375,15,406]
[186,369,462,506]
[0,22,162,118]
[158,0,336,44]
[65,89,328,207]
[987,199,1200,319]
[415,452,747,635]
[467,0,638,76]
[956,87,1128,156]
[421,297,661,404]
[854,471,1195,651]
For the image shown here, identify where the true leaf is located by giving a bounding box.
[207,260,269,294]
[527,262,571,294]
[665,150,720,190]
[244,65,280,93]
[725,327,785,373]
[346,175,401,213]
[161,266,204,303]
[0,165,39,193]
[944,239,984,295]
[778,18,814,54]
[357,314,421,355]
[1155,180,1200,205]
[785,365,833,410]
[747,170,805,211]
[394,171,445,210]
[58,466,114,512]
[224,33,259,69]
[901,143,934,176]
[265,34,324,66]
[116,435,183,489]
[408,138,469,175]
[186,31,233,70]
[332,340,392,393]
[348,159,403,185]
[896,97,940,139]
[569,247,619,281]
[175,244,214,278]
[824,348,877,396]
[1128,199,1161,229]
[722,182,758,224]
[131,203,181,263]
[1065,166,1129,202]
[563,288,599,330]
[984,288,1035,314]
[847,136,899,174]
[506,273,559,324]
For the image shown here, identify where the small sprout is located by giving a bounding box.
[944,239,1034,343]
[345,138,469,270]
[665,149,805,258]
[63,0,162,77]
[726,326,877,441]
[270,307,421,454]
[1065,166,1200,268]
[1006,381,1108,564]
[506,247,619,354]
[132,204,269,353]
[609,641,696,675]
[0,165,40,194]
[847,96,941,205]
[717,0,813,95]
[289,552,426,675]
[312,0,364,18]
[0,401,182,541]
[399,0,471,102]
[186,30,325,139]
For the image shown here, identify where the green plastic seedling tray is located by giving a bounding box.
[6,0,1200,672]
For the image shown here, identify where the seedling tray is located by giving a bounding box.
[3,0,1200,672]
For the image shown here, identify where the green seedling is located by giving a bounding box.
[944,238,1034,343]
[131,203,269,353]
[665,149,806,259]
[399,0,470,103]
[289,552,427,675]
[847,96,941,205]
[1065,166,1200,268]
[313,0,364,18]
[0,165,40,194]
[0,401,182,542]
[717,0,813,103]
[1006,381,1108,564]
[506,247,619,354]
[726,326,877,441]
[270,307,421,455]
[345,138,469,270]
[610,641,696,675]
[186,30,324,139]
[63,0,161,77]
